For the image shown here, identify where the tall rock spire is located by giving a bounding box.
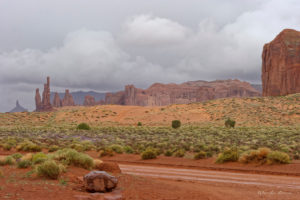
[35,77,53,111]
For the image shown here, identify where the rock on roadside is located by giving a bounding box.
[83,171,118,193]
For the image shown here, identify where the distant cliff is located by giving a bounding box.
[105,79,261,106]
[50,91,106,105]
[9,100,28,113]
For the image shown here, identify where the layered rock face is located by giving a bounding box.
[52,92,62,107]
[62,89,75,106]
[105,79,261,106]
[262,29,300,96]
[35,77,53,111]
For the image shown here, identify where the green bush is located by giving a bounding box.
[137,122,142,126]
[37,160,62,179]
[194,151,207,160]
[77,123,91,130]
[216,148,239,163]
[48,145,59,152]
[69,143,85,152]
[141,149,157,160]
[123,146,134,154]
[225,118,236,128]
[0,156,15,166]
[3,143,13,151]
[110,144,123,154]
[11,153,23,160]
[51,148,94,169]
[267,151,290,164]
[172,120,181,129]
[164,150,173,157]
[16,141,42,152]
[32,152,48,164]
[174,149,185,157]
[98,147,114,157]
[17,160,32,168]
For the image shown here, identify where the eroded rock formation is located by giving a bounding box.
[262,29,300,96]
[62,89,75,106]
[9,100,28,113]
[104,79,261,106]
[83,95,96,106]
[52,92,62,107]
[35,77,53,111]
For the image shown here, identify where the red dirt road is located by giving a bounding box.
[119,164,300,200]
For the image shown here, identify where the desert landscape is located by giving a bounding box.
[1,1,300,200]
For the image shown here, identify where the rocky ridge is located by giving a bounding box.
[104,79,261,106]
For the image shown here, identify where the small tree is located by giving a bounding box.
[172,120,181,129]
[137,122,142,126]
[225,118,235,128]
[77,123,91,130]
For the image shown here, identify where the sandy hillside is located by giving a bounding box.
[1,94,300,127]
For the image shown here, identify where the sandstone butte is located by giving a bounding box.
[262,29,300,96]
[104,79,261,106]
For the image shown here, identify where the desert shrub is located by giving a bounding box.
[141,149,157,160]
[267,151,290,164]
[21,153,33,161]
[98,147,114,157]
[69,143,85,152]
[294,153,300,160]
[123,146,134,154]
[206,151,213,158]
[0,156,15,166]
[37,160,62,179]
[0,169,3,177]
[164,150,173,157]
[93,159,103,169]
[216,148,239,163]
[194,151,207,160]
[16,141,41,152]
[174,149,185,157]
[225,118,236,128]
[32,152,48,164]
[3,143,13,151]
[239,148,270,164]
[77,123,91,130]
[48,145,59,152]
[11,153,23,160]
[137,122,142,126]
[51,148,94,169]
[4,156,15,165]
[172,120,181,129]
[110,144,123,154]
[81,141,95,151]
[17,160,32,168]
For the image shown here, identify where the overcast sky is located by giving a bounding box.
[1,0,300,112]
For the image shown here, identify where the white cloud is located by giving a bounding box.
[120,15,190,46]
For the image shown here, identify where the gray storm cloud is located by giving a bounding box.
[0,0,300,112]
